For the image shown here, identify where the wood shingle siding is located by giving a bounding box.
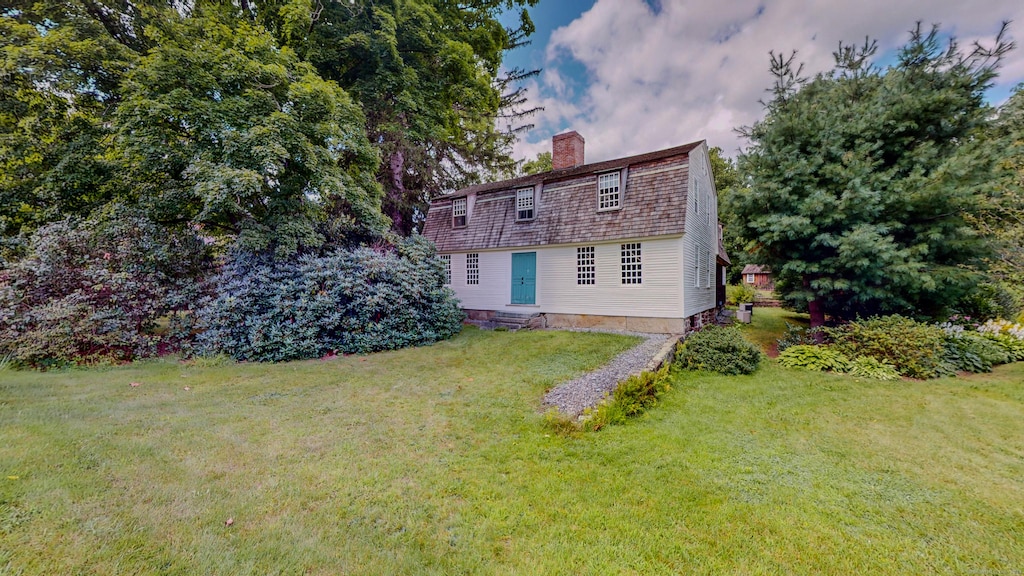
[423,145,698,253]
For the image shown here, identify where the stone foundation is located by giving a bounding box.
[464,309,723,335]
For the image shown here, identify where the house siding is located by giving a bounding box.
[443,236,685,318]
[682,143,718,318]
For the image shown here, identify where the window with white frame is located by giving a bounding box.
[440,254,451,284]
[577,246,595,285]
[516,188,535,221]
[693,255,699,287]
[693,180,700,216]
[452,197,467,227]
[705,251,711,288]
[466,253,479,285]
[598,172,621,210]
[746,273,755,284]
[621,243,642,284]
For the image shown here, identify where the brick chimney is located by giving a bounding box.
[552,131,585,170]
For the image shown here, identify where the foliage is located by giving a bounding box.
[943,331,1010,373]
[0,210,210,368]
[0,1,134,237]
[258,0,541,233]
[978,318,1024,339]
[710,146,751,283]
[115,13,386,257]
[726,283,757,306]
[777,345,852,373]
[828,315,948,379]
[580,366,673,432]
[776,322,826,352]
[952,283,1022,322]
[521,151,553,175]
[193,235,463,361]
[675,326,762,375]
[847,356,901,381]
[1,0,539,244]
[732,24,1013,326]
[984,333,1024,361]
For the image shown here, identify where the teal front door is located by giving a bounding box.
[511,252,536,305]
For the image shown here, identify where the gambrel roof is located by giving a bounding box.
[422,141,701,253]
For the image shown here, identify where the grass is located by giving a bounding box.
[2,325,1024,574]
[737,305,810,354]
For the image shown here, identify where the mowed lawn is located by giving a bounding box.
[2,324,1023,575]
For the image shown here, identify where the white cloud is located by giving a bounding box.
[514,0,1024,162]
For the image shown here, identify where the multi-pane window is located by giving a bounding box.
[577,246,595,285]
[598,172,621,210]
[452,197,467,227]
[746,273,755,284]
[705,251,711,288]
[466,253,479,285]
[516,188,535,220]
[440,254,451,285]
[621,243,642,284]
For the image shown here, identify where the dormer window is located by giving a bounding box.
[516,188,535,221]
[598,172,620,210]
[452,197,467,227]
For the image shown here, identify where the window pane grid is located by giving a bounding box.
[621,243,642,284]
[577,246,595,285]
[440,254,451,285]
[516,188,534,220]
[598,172,620,210]
[466,253,479,285]
[453,197,467,227]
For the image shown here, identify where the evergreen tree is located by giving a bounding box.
[733,24,1013,326]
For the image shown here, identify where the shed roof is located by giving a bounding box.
[741,264,771,275]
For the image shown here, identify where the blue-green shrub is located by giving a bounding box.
[943,331,1011,373]
[193,235,464,361]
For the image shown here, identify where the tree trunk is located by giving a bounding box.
[808,297,825,329]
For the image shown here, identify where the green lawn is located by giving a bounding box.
[2,326,1023,574]
[737,305,810,354]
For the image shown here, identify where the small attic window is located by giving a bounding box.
[452,197,467,227]
[516,188,534,221]
[598,172,621,210]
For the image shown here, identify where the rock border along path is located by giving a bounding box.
[542,332,681,417]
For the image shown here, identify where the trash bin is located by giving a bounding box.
[737,309,752,323]
[740,302,754,316]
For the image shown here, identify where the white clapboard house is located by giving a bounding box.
[421,131,727,334]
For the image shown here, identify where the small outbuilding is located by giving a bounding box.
[741,264,774,291]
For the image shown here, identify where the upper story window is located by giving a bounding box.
[577,246,595,285]
[621,243,642,284]
[516,188,535,221]
[598,172,621,210]
[452,197,467,227]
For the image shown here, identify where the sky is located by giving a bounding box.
[500,0,1024,164]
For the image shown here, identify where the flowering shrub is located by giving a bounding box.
[0,211,210,368]
[192,235,463,362]
[978,319,1024,340]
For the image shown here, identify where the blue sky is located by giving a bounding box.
[501,0,1024,163]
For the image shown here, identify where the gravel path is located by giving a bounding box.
[542,332,676,417]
